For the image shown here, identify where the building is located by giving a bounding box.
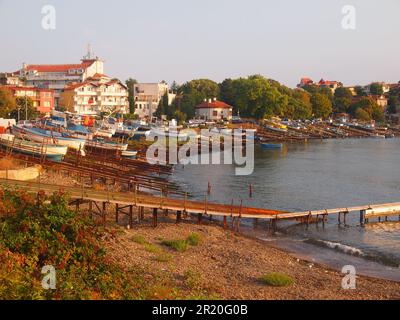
[370,95,388,109]
[59,74,128,116]
[0,73,23,86]
[297,77,314,88]
[297,77,343,93]
[364,82,391,95]
[2,86,55,114]
[317,79,343,93]
[195,98,233,121]
[15,51,104,108]
[133,82,175,120]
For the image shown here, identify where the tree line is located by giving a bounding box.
[151,75,387,122]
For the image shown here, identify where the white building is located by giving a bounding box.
[195,98,233,121]
[60,74,128,116]
[133,82,175,119]
[16,51,104,107]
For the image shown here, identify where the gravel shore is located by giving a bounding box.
[104,214,400,300]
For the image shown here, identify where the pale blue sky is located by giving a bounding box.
[0,0,399,87]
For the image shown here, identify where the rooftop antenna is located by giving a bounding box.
[84,43,94,60]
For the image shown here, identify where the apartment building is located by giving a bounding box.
[133,82,175,119]
[60,74,128,115]
[15,52,104,107]
[3,86,55,114]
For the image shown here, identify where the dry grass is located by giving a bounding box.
[0,157,18,170]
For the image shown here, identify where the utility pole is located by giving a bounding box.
[25,92,28,121]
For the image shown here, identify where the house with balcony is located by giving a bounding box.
[2,86,55,115]
[59,75,128,116]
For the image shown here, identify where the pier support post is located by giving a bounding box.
[176,210,182,224]
[102,202,107,224]
[129,205,133,227]
[115,204,119,223]
[338,212,341,226]
[223,216,227,230]
[360,210,365,226]
[152,208,158,228]
[253,218,258,229]
[198,213,203,225]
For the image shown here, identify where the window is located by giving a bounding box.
[44,101,51,107]
[213,110,218,116]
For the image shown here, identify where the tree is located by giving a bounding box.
[125,78,138,114]
[0,87,16,118]
[387,95,400,114]
[354,86,367,97]
[310,93,333,119]
[11,97,39,120]
[349,97,384,122]
[354,107,371,121]
[333,87,353,113]
[369,82,384,96]
[170,81,179,93]
[179,79,220,118]
[155,91,171,118]
[172,110,186,124]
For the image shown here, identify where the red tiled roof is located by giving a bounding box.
[195,100,232,109]
[23,60,95,73]
[2,85,54,93]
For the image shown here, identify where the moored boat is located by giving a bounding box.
[261,143,283,149]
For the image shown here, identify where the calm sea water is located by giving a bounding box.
[170,138,400,281]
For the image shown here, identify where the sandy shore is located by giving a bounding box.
[104,213,400,300]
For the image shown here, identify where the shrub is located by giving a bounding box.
[260,272,294,287]
[143,243,162,254]
[161,239,189,252]
[0,188,139,299]
[184,269,202,289]
[186,233,201,246]
[153,253,172,263]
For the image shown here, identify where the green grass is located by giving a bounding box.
[260,272,294,287]
[161,239,189,252]
[143,243,162,254]
[131,234,147,245]
[153,253,173,263]
[186,233,201,246]
[184,269,202,289]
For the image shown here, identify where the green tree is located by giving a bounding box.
[11,97,39,120]
[354,86,367,97]
[125,78,138,114]
[387,95,400,114]
[0,87,16,118]
[333,87,353,113]
[354,107,371,121]
[179,79,220,118]
[310,93,333,119]
[369,83,384,96]
[349,97,384,122]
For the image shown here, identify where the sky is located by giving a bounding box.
[0,0,399,88]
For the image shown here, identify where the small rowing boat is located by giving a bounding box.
[261,143,283,149]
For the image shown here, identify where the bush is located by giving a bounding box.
[260,272,294,287]
[161,239,189,252]
[0,188,139,299]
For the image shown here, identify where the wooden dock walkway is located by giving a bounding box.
[0,178,398,229]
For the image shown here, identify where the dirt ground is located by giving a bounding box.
[103,213,400,300]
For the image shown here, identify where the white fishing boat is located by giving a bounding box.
[12,125,86,155]
[0,134,68,161]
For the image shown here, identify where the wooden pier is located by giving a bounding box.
[0,178,398,230]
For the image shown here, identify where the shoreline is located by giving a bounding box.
[105,213,400,300]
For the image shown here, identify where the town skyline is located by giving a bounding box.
[0,0,399,88]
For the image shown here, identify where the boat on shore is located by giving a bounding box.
[85,139,128,151]
[0,134,67,162]
[12,125,86,155]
